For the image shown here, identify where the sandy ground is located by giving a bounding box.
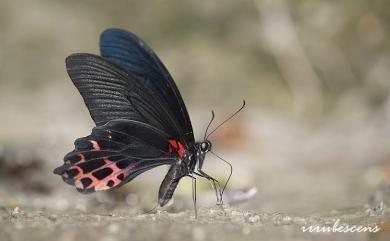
[0,203,390,241]
[1,205,389,241]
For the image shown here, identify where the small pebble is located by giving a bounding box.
[48,214,57,222]
[371,201,386,216]
[231,210,241,217]
[11,207,20,217]
[248,215,260,223]
[279,215,292,225]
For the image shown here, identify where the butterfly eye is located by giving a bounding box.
[200,143,207,151]
[200,142,211,152]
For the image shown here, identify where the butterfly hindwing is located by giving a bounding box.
[54,119,177,193]
[100,29,194,143]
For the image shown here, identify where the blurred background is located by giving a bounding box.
[1,0,390,235]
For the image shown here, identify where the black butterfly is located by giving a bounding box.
[53,29,244,213]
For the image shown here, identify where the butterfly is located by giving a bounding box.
[53,29,245,213]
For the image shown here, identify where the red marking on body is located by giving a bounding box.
[169,140,185,158]
[169,140,178,149]
[90,140,101,151]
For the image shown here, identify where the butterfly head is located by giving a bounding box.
[199,140,212,153]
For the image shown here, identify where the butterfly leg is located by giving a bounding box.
[187,174,197,218]
[144,204,159,214]
[197,157,224,205]
[193,171,219,203]
[194,170,223,205]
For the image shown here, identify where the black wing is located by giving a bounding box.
[54,120,177,193]
[100,29,194,143]
[65,53,186,142]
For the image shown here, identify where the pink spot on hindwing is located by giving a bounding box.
[90,140,101,151]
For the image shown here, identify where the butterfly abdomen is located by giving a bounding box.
[158,162,187,206]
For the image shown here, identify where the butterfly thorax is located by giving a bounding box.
[158,140,211,207]
[187,141,212,172]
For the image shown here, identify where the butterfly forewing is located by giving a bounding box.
[66,53,185,141]
[100,29,194,143]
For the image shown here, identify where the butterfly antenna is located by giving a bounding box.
[210,151,233,197]
[206,100,246,139]
[204,110,215,141]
